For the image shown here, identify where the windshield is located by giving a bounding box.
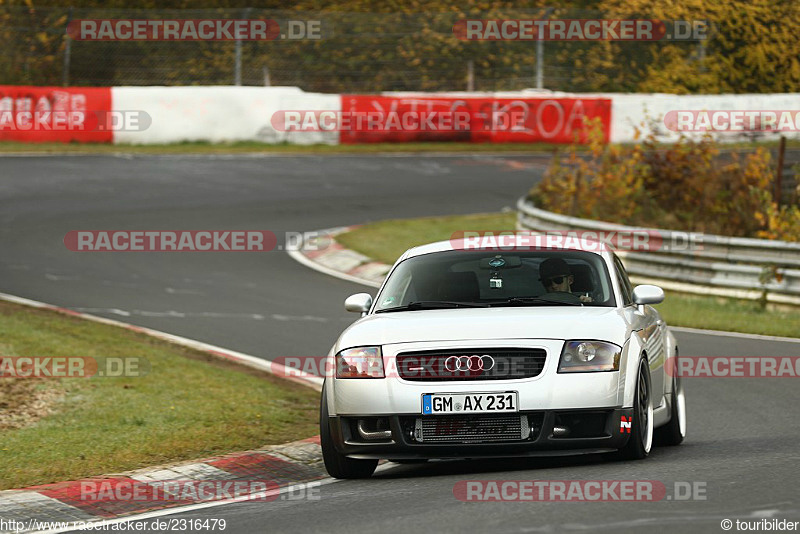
[374,249,616,312]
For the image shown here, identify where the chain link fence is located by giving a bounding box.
[1,7,709,92]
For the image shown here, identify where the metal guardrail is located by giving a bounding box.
[517,198,800,306]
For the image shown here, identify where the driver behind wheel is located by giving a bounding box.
[539,258,593,303]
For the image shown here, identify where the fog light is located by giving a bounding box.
[552,425,570,437]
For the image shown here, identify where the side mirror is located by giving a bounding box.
[345,293,373,315]
[632,285,665,306]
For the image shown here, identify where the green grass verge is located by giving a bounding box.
[337,212,517,265]
[336,212,800,339]
[0,141,560,155]
[1,138,794,155]
[652,292,800,338]
[0,300,319,490]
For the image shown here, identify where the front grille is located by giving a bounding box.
[396,348,546,381]
[414,414,530,443]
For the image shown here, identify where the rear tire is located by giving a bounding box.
[320,384,378,479]
[618,357,653,460]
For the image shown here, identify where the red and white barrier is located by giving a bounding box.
[112,86,339,145]
[1,85,797,145]
[0,85,113,143]
[339,94,611,144]
[608,92,800,143]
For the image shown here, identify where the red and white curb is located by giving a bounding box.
[286,226,389,289]
[0,437,326,533]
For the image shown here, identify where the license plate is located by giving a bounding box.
[422,392,518,415]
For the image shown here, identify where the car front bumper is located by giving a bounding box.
[328,407,635,460]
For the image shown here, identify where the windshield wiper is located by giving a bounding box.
[376,300,489,313]
[495,296,583,307]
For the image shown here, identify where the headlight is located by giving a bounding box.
[335,347,384,378]
[558,341,621,373]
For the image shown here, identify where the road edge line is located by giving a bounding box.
[0,291,323,390]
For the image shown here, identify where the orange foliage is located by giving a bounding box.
[531,120,800,241]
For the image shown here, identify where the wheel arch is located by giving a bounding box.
[621,332,647,408]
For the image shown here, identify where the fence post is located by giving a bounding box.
[234,37,242,86]
[63,7,73,86]
[234,8,252,85]
[536,8,554,89]
[535,37,544,89]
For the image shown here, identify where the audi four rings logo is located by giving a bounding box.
[444,355,495,372]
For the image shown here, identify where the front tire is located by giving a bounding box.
[655,369,686,446]
[618,357,653,460]
[320,384,378,479]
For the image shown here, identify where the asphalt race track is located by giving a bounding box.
[0,153,551,358]
[1,153,799,534]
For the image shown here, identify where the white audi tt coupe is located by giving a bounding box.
[320,236,686,478]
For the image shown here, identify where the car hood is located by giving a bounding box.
[336,306,632,350]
